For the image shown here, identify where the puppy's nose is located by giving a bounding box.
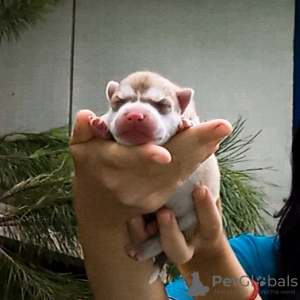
[126,112,145,122]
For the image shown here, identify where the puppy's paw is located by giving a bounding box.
[125,244,142,261]
[88,116,112,139]
[177,118,195,133]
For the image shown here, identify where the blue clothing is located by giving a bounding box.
[165,234,279,300]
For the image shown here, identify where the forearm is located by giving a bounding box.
[178,235,262,300]
[73,177,168,300]
[78,218,168,300]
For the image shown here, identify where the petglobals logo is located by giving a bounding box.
[179,272,298,298]
[179,271,210,297]
[212,275,298,288]
[254,275,298,288]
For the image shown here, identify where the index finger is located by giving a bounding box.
[156,208,195,264]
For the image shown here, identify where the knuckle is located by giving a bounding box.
[171,249,193,265]
[181,252,194,264]
[69,144,87,162]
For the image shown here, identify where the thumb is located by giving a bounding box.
[70,109,96,145]
[190,119,233,146]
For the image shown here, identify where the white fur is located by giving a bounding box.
[119,84,136,99]
[107,101,182,146]
[141,87,165,101]
[100,74,220,284]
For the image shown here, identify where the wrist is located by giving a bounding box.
[178,235,260,300]
[179,233,231,278]
[72,174,135,223]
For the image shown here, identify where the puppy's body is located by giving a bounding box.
[90,71,220,283]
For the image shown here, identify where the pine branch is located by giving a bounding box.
[0,171,78,257]
[0,0,62,43]
[219,167,268,237]
[0,128,78,262]
[0,129,70,190]
[0,245,91,300]
[216,117,270,236]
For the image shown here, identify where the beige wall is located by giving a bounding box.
[0,0,73,134]
[0,0,295,229]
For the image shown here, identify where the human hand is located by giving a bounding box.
[126,185,224,264]
[70,110,230,299]
[70,109,232,216]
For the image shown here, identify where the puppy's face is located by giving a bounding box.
[105,72,194,146]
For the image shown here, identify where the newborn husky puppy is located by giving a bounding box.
[89,71,220,283]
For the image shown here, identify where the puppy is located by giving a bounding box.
[89,71,220,283]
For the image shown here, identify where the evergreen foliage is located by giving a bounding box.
[0,128,91,299]
[0,119,270,298]
[217,118,270,236]
[0,0,61,43]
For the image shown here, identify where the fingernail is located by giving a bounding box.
[202,186,208,197]
[151,153,171,164]
[193,185,207,199]
[215,121,233,136]
[158,211,173,225]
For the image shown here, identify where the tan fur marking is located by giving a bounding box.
[118,72,185,113]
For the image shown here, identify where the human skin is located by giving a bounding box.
[70,109,232,300]
[129,186,262,300]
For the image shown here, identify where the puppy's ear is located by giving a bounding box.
[176,88,194,113]
[106,81,119,101]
